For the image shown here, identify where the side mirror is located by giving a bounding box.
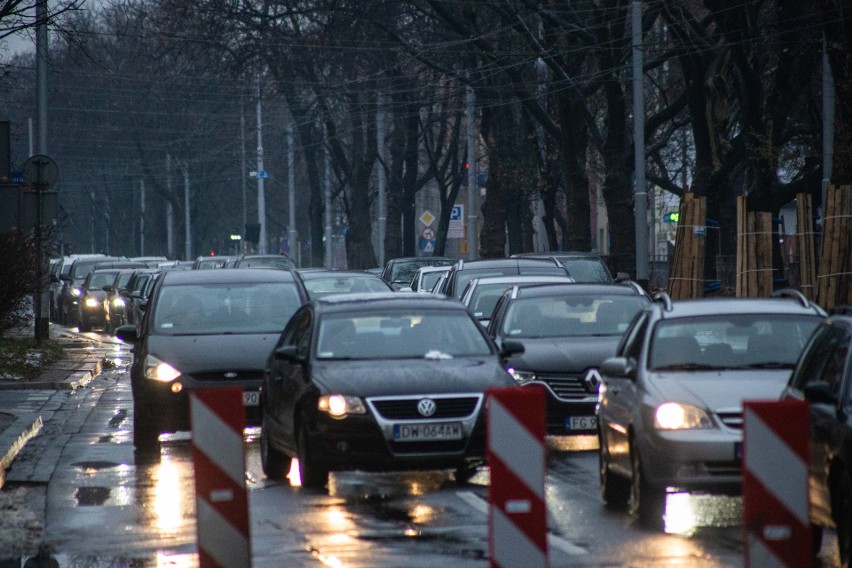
[601,356,635,379]
[803,381,837,405]
[615,272,630,283]
[274,345,305,363]
[499,340,525,359]
[115,325,138,343]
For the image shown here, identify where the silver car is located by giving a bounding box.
[596,290,825,527]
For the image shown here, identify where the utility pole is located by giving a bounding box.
[183,162,191,261]
[255,77,267,255]
[34,0,49,342]
[466,77,477,260]
[376,93,387,267]
[287,122,297,265]
[323,125,333,268]
[140,178,145,256]
[632,0,649,288]
[166,154,174,259]
[240,99,247,252]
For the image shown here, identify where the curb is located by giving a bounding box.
[0,356,104,391]
[0,412,43,489]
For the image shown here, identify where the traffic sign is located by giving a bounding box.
[419,211,435,226]
[249,170,270,179]
[422,227,435,241]
[420,239,435,254]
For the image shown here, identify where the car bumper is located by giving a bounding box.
[523,381,599,435]
[637,429,743,494]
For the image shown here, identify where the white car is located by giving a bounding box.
[596,291,825,527]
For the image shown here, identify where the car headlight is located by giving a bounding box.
[507,368,536,385]
[318,394,366,418]
[654,402,714,430]
[144,355,182,382]
[112,297,125,307]
[71,288,83,297]
[84,297,99,308]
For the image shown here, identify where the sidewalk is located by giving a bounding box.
[0,325,105,488]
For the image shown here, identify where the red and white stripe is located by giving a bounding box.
[487,387,548,568]
[191,388,251,568]
[743,400,811,568]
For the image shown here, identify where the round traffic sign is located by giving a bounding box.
[23,154,59,188]
[422,227,435,240]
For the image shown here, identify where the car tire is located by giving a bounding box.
[133,402,161,455]
[297,426,328,490]
[599,434,629,510]
[79,319,90,332]
[831,470,852,568]
[629,442,665,529]
[260,415,289,480]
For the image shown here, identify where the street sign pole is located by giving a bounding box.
[24,155,58,344]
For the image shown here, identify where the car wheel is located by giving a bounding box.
[629,442,665,528]
[832,470,852,568]
[599,432,629,510]
[260,414,289,479]
[297,426,328,490]
[133,402,161,455]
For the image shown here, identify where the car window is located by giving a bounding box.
[501,295,648,338]
[621,312,649,360]
[420,270,446,292]
[290,310,313,357]
[152,282,302,335]
[303,276,390,299]
[649,314,822,370]
[469,284,513,318]
[87,272,118,290]
[560,259,612,282]
[316,310,492,360]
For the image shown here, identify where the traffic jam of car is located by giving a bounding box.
[47,251,851,566]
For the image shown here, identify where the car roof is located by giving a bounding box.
[299,270,384,280]
[452,258,562,270]
[388,256,455,264]
[511,282,646,298]
[313,292,466,313]
[653,296,826,318]
[416,265,452,274]
[513,251,604,259]
[469,274,572,286]
[160,267,297,285]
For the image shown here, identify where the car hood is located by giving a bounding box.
[506,336,621,373]
[148,334,278,373]
[645,370,792,411]
[313,357,515,397]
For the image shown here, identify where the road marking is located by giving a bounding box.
[455,491,588,556]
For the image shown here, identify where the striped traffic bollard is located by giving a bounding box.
[190,387,251,568]
[743,399,811,568]
[487,386,548,568]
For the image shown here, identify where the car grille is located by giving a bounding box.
[389,440,468,454]
[703,461,741,476]
[189,370,263,382]
[716,410,743,430]
[537,374,588,399]
[370,396,480,420]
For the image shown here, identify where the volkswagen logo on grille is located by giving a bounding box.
[224,372,238,379]
[584,369,602,393]
[417,398,437,417]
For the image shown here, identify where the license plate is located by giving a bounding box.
[242,391,260,407]
[566,416,597,431]
[393,422,463,441]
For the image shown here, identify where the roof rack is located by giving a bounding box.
[771,288,812,309]
[652,291,673,311]
[622,280,646,295]
[830,304,852,316]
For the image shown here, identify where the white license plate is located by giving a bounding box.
[566,416,597,431]
[393,422,463,441]
[242,391,260,407]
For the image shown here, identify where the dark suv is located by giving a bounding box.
[783,308,852,566]
[438,258,571,299]
[511,251,627,283]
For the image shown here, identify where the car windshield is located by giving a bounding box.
[391,260,453,283]
[72,260,104,280]
[152,282,302,335]
[316,310,492,360]
[116,273,134,288]
[502,295,648,338]
[87,271,118,290]
[469,283,516,318]
[419,270,447,291]
[238,256,295,269]
[559,258,611,283]
[649,314,823,371]
[303,275,390,299]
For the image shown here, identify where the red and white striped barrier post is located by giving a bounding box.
[487,387,548,568]
[190,387,251,568]
[743,400,811,568]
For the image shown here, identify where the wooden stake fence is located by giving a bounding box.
[667,193,706,300]
[817,185,852,311]
[795,193,816,301]
[736,196,773,298]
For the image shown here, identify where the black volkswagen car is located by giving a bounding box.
[783,309,852,566]
[488,282,649,435]
[116,268,308,453]
[259,293,519,489]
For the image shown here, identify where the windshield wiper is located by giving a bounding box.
[744,362,794,369]
[653,363,719,371]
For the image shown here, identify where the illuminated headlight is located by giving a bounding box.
[318,395,366,418]
[112,297,125,307]
[71,288,83,297]
[84,297,99,308]
[144,355,182,382]
[507,368,536,385]
[654,402,714,430]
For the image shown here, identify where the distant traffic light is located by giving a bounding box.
[663,211,680,223]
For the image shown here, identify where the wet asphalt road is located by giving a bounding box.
[1,330,843,567]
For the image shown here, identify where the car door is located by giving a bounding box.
[267,307,313,448]
[601,312,650,476]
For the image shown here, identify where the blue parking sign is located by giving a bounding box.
[450,205,463,221]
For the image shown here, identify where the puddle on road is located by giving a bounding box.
[75,486,111,506]
[71,461,120,472]
[108,408,128,428]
